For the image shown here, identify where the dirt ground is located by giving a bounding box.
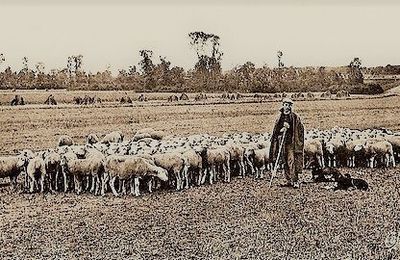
[1,92,400,259]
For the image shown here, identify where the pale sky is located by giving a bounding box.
[0,0,399,74]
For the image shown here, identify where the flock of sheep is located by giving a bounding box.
[0,126,399,197]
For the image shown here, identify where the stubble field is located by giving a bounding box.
[1,91,400,259]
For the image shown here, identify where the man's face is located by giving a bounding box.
[282,102,292,114]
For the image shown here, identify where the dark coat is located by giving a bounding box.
[269,109,305,164]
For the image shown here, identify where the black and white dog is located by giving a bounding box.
[311,165,369,191]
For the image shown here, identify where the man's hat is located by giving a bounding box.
[282,97,294,105]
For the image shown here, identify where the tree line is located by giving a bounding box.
[0,32,391,94]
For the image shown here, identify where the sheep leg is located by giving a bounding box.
[317,156,323,169]
[101,173,109,196]
[74,176,82,195]
[333,156,337,168]
[227,162,231,182]
[130,178,135,196]
[222,164,228,182]
[118,179,123,194]
[175,171,182,191]
[134,177,140,196]
[24,173,29,192]
[88,176,97,193]
[148,178,153,193]
[40,175,45,193]
[85,176,90,191]
[110,177,119,196]
[55,170,59,191]
[260,165,265,179]
[30,177,35,193]
[392,154,396,168]
[223,163,230,182]
[10,176,17,191]
[214,165,218,182]
[201,168,208,185]
[121,179,127,195]
[209,166,215,185]
[241,160,246,177]
[63,171,68,192]
[370,157,374,169]
[184,167,189,189]
[385,154,390,168]
[249,158,255,175]
[196,168,202,186]
[95,176,101,196]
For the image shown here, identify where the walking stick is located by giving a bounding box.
[269,128,287,187]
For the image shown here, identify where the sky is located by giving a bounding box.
[0,0,399,74]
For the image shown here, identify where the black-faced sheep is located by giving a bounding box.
[86,133,99,145]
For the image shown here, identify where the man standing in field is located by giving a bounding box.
[269,98,304,188]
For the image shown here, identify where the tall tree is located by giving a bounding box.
[188,31,223,90]
[277,51,284,68]
[22,56,29,72]
[138,49,155,89]
[138,50,154,75]
[348,57,363,84]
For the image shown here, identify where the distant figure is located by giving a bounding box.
[269,98,305,188]
[44,94,57,105]
[11,95,25,106]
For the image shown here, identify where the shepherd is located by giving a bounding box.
[269,98,305,188]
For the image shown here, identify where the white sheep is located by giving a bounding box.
[304,139,325,168]
[325,137,345,168]
[225,143,246,178]
[101,131,124,144]
[180,147,205,188]
[57,135,74,147]
[26,156,47,193]
[363,140,396,168]
[253,148,270,179]
[42,149,62,192]
[61,151,105,195]
[205,147,231,184]
[0,153,28,190]
[152,152,189,190]
[104,155,168,196]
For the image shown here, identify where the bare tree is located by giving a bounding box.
[67,55,83,76]
[22,56,29,72]
[277,51,284,68]
[35,62,45,74]
[0,53,5,66]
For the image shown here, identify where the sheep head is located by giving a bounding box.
[153,167,168,182]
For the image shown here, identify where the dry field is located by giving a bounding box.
[1,91,400,259]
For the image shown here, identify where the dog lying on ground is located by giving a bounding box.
[311,165,369,191]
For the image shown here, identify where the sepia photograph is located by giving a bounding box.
[1,0,400,259]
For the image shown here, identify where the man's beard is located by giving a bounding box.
[283,109,291,115]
